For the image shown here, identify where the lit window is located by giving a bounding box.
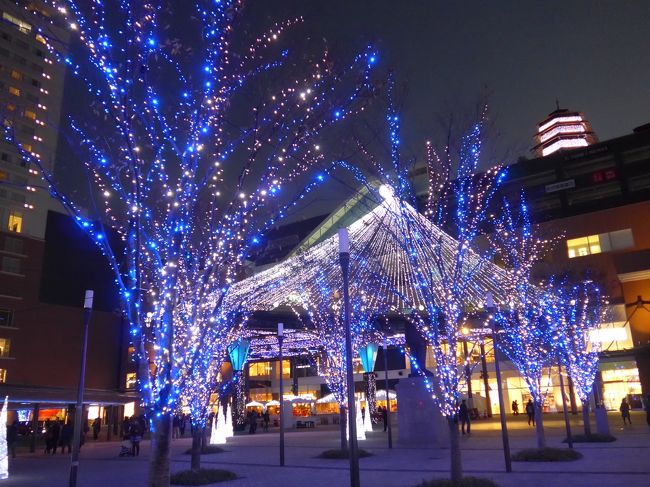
[0,338,10,357]
[8,86,20,97]
[249,361,271,377]
[21,143,32,152]
[8,210,22,233]
[2,12,31,34]
[0,170,6,181]
[35,34,46,45]
[567,229,633,258]
[0,369,6,383]
[23,110,35,120]
[5,103,16,112]
[125,372,137,389]
[10,69,22,80]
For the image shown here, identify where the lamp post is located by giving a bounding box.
[69,290,93,487]
[382,341,393,449]
[339,228,360,487]
[278,323,285,466]
[486,292,512,473]
[557,360,573,448]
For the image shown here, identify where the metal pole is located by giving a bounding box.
[382,342,392,449]
[479,342,492,418]
[558,361,573,448]
[487,293,511,473]
[69,290,93,487]
[463,338,474,410]
[339,229,360,487]
[278,323,285,467]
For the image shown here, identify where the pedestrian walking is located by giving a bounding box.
[179,414,187,437]
[525,399,535,426]
[458,400,471,435]
[620,398,632,425]
[50,420,61,455]
[7,420,18,459]
[172,415,180,439]
[248,410,258,434]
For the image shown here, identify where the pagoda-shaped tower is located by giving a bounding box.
[532,105,598,157]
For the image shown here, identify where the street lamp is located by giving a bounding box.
[228,338,251,433]
[486,292,512,473]
[69,290,93,487]
[358,342,378,427]
[339,228,360,487]
[278,323,285,466]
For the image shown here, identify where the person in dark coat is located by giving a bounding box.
[59,422,73,454]
[525,399,535,426]
[248,410,258,434]
[381,406,388,432]
[179,414,186,437]
[50,421,61,455]
[620,398,631,425]
[458,400,470,435]
[92,417,101,440]
[262,410,270,432]
[7,420,18,458]
[129,419,142,456]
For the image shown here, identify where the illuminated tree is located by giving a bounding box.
[489,196,561,449]
[373,90,506,482]
[2,1,377,484]
[558,280,607,436]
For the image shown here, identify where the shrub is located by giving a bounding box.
[317,448,373,459]
[414,477,501,487]
[170,468,236,486]
[512,447,582,462]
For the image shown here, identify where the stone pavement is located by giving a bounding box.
[4,411,649,486]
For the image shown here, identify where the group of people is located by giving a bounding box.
[171,413,189,439]
[120,415,146,456]
[43,419,78,454]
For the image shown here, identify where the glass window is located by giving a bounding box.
[567,229,633,258]
[249,361,271,377]
[567,235,600,258]
[4,236,22,253]
[23,110,35,120]
[2,12,31,34]
[125,372,136,389]
[10,69,21,80]
[1,256,21,274]
[0,369,6,383]
[8,210,22,233]
[8,86,20,97]
[0,309,13,327]
[0,338,10,357]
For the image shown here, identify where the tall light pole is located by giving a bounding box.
[278,323,285,466]
[486,292,511,473]
[382,341,393,449]
[339,228,360,487]
[69,290,93,487]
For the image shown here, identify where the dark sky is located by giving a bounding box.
[249,0,650,160]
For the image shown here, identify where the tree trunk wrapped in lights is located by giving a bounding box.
[4,3,379,484]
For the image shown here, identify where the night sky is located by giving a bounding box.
[249,0,650,160]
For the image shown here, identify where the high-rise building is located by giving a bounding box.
[0,0,68,239]
[532,106,598,158]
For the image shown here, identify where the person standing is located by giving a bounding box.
[130,419,142,456]
[59,422,73,454]
[262,410,270,432]
[7,420,18,458]
[92,417,101,440]
[179,414,187,437]
[512,400,519,416]
[172,415,180,439]
[644,394,650,428]
[525,399,535,426]
[458,400,471,435]
[381,406,388,432]
[620,398,632,425]
[50,420,61,455]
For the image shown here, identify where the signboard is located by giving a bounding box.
[545,179,575,193]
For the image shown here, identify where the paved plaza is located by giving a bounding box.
[5,412,649,486]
